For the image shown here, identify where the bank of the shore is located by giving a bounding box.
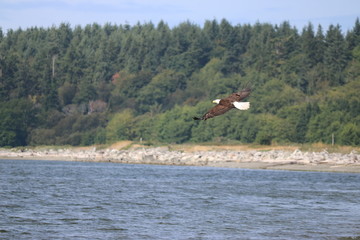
[1,144,360,173]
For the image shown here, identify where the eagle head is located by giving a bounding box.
[212,99,221,104]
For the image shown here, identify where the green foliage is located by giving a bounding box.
[28,112,106,146]
[58,82,76,105]
[277,103,318,143]
[73,81,97,104]
[324,25,348,86]
[0,131,18,147]
[339,123,360,146]
[136,70,186,113]
[154,105,195,143]
[106,109,134,142]
[1,19,360,146]
[0,99,35,146]
[252,79,304,114]
[254,114,291,145]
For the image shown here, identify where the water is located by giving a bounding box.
[1,159,360,240]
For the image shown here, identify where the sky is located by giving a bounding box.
[0,0,359,33]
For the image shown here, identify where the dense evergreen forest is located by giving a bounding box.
[1,19,360,147]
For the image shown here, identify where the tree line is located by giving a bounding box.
[0,18,359,147]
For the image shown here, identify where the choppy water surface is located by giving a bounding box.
[1,159,360,239]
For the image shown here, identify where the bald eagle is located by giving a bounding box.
[193,88,251,121]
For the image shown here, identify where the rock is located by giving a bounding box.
[1,146,360,170]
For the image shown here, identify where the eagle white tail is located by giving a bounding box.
[233,102,250,110]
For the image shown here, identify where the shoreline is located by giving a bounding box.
[1,145,360,173]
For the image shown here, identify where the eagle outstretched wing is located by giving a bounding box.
[228,88,251,102]
[193,100,233,120]
[193,87,251,121]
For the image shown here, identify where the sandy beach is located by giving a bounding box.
[1,142,360,173]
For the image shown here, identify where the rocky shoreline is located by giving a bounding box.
[1,146,360,172]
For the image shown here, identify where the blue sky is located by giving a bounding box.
[0,0,359,32]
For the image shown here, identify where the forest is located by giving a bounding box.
[0,18,359,147]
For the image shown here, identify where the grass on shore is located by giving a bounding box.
[167,142,359,154]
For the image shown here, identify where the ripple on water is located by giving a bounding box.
[1,160,360,239]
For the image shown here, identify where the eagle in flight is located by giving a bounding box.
[193,88,251,121]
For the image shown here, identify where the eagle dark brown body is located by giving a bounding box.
[193,88,251,121]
